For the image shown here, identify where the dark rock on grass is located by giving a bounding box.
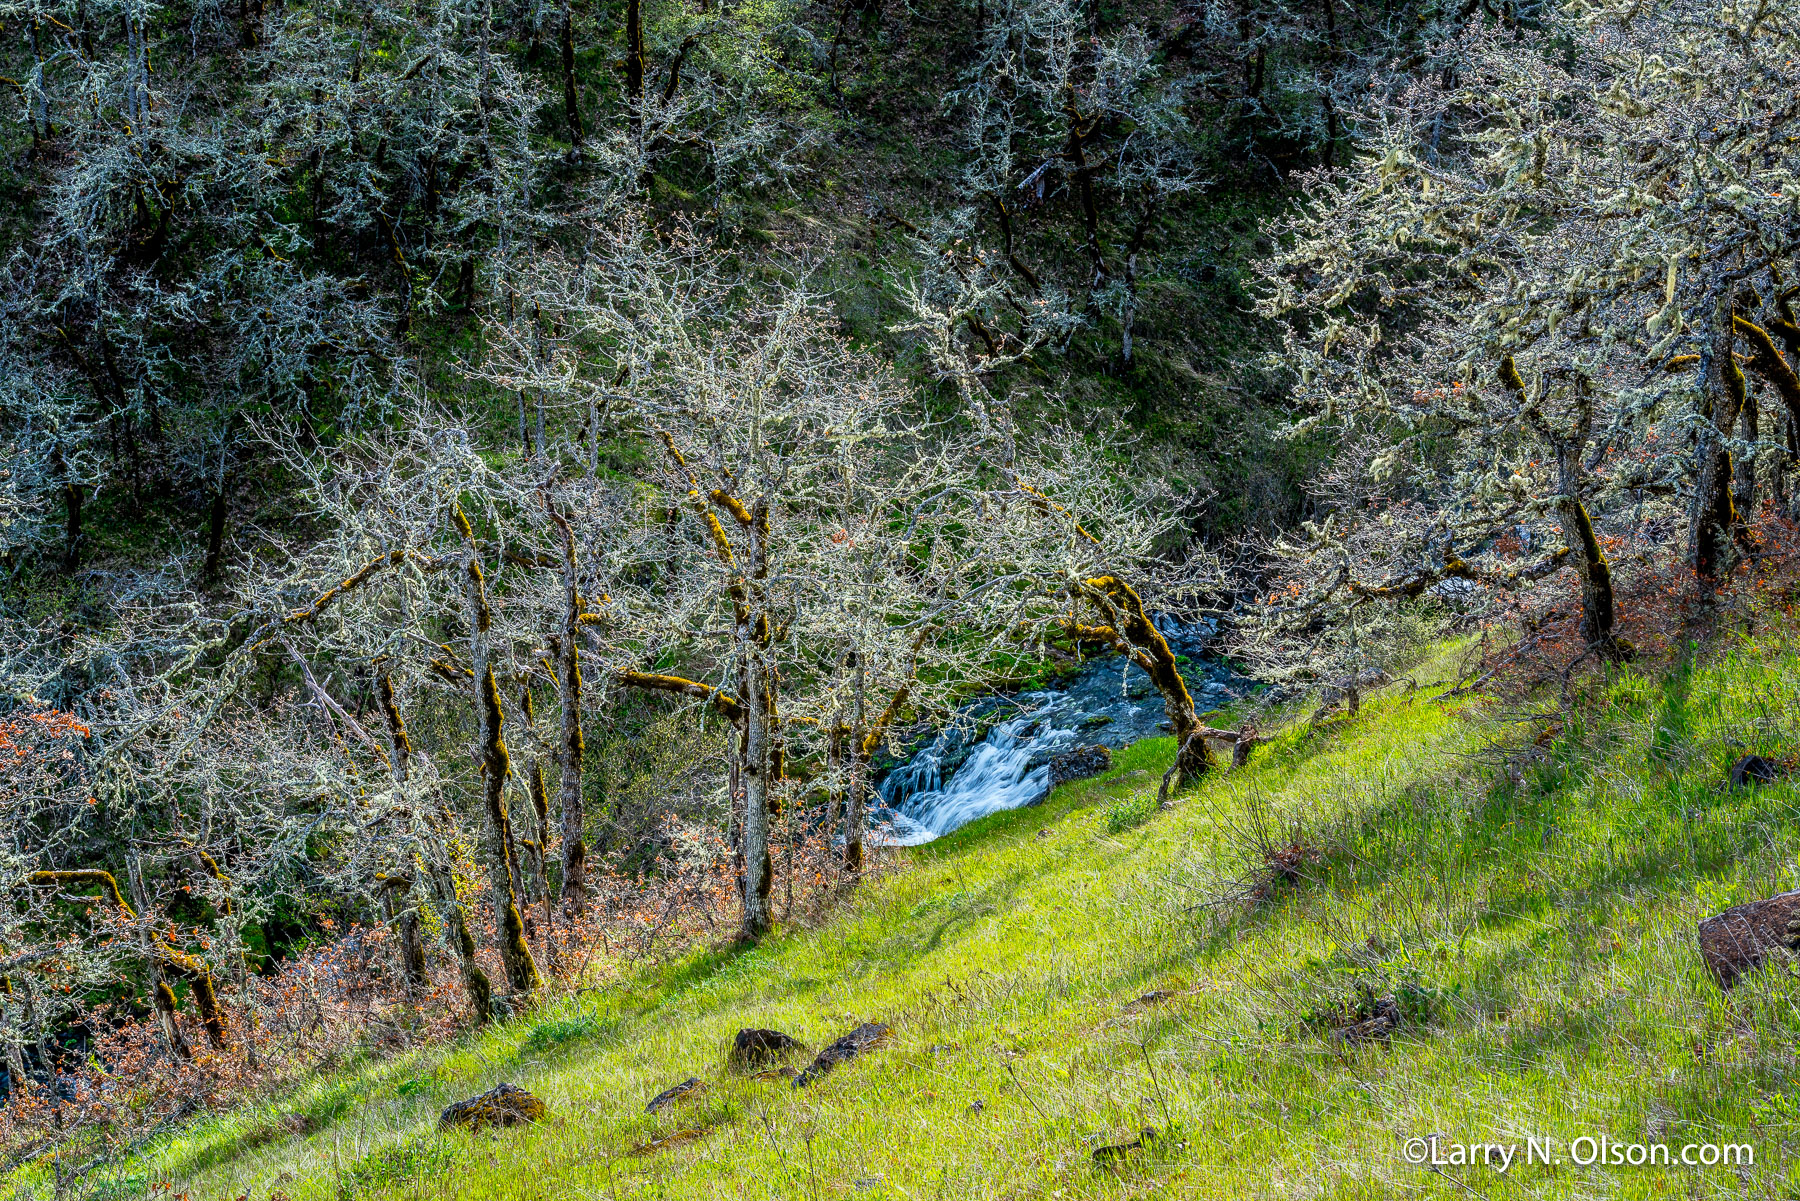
[1334,997,1400,1043]
[1048,744,1112,786]
[439,1083,545,1130]
[730,1027,804,1069]
[792,1022,891,1088]
[1731,754,1781,789]
[1093,1128,1157,1162]
[645,1077,705,1114]
[1698,889,1800,988]
[1122,989,1173,1014]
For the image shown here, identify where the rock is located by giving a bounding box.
[1077,714,1114,731]
[1122,989,1173,1014]
[1093,1128,1157,1162]
[1698,889,1800,988]
[730,1027,803,1068]
[1335,998,1400,1043]
[1731,754,1781,789]
[645,1077,704,1114]
[1047,744,1112,786]
[792,1022,891,1088]
[438,1083,545,1130]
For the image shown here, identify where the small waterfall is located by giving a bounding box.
[865,616,1248,846]
[869,697,1077,846]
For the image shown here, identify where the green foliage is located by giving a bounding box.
[519,1012,620,1055]
[1104,791,1157,834]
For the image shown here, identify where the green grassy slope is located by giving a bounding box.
[65,635,1800,1200]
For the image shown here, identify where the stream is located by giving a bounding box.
[867,617,1250,845]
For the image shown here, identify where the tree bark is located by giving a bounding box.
[1734,388,1759,521]
[377,672,493,1022]
[545,505,589,915]
[625,0,645,134]
[1063,101,1106,289]
[1552,440,1627,661]
[204,484,227,582]
[381,876,429,997]
[738,500,774,940]
[560,0,585,145]
[518,684,552,906]
[1500,356,1628,661]
[454,507,541,997]
[844,652,868,874]
[128,856,191,1061]
[1688,300,1746,580]
[1079,576,1211,785]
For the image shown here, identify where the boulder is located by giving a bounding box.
[1698,889,1800,988]
[730,1027,803,1068]
[439,1083,545,1130]
[645,1077,704,1114]
[1121,989,1173,1014]
[792,1022,891,1088]
[1047,744,1111,786]
[1731,754,1781,789]
[1093,1128,1157,1162]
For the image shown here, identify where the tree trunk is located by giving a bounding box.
[546,506,588,915]
[129,856,191,1061]
[625,0,644,134]
[454,509,542,998]
[518,685,552,907]
[825,713,847,862]
[377,672,493,1022]
[381,877,429,997]
[204,484,227,582]
[1736,314,1800,519]
[429,852,493,1022]
[738,499,774,939]
[1081,576,1211,785]
[1063,102,1105,289]
[475,666,541,996]
[740,649,773,940]
[1734,390,1759,520]
[560,0,585,145]
[844,652,868,874]
[1551,439,1628,661]
[1688,300,1746,580]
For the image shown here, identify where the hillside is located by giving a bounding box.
[47,632,1800,1201]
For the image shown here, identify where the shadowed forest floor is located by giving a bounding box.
[43,635,1800,1200]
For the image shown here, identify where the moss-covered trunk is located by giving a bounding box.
[1551,440,1628,661]
[377,672,492,1022]
[1689,301,1746,579]
[454,507,542,998]
[546,507,589,916]
[1080,576,1212,786]
[738,499,774,940]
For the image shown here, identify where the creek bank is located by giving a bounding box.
[868,618,1253,845]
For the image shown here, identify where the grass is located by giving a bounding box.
[44,634,1800,1200]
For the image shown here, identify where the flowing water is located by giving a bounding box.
[867,618,1248,846]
